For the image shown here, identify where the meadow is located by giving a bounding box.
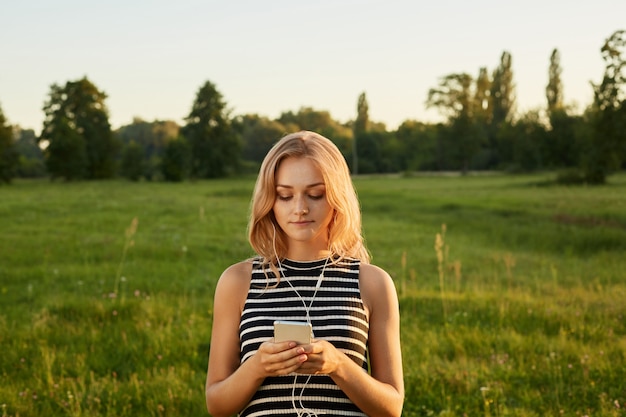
[1,173,625,416]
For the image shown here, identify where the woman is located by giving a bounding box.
[205,131,404,417]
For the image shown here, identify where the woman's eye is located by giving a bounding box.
[309,194,324,200]
[277,195,292,201]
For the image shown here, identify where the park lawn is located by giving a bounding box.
[1,173,625,416]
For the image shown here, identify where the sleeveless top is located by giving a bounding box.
[239,256,369,417]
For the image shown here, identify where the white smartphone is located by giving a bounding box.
[273,320,312,344]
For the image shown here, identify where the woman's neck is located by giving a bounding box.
[286,242,331,261]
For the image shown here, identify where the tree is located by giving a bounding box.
[395,120,438,171]
[491,51,516,128]
[116,118,180,159]
[40,77,118,179]
[474,67,492,122]
[234,114,287,163]
[354,92,369,135]
[354,131,381,174]
[278,107,336,132]
[470,67,495,169]
[544,48,580,168]
[44,116,88,181]
[353,92,370,175]
[426,73,485,172]
[116,118,180,180]
[13,127,46,178]
[427,73,474,119]
[161,136,191,182]
[486,51,516,168]
[546,110,580,168]
[120,140,144,181]
[500,110,547,172]
[0,103,18,183]
[182,80,240,178]
[546,49,564,116]
[585,30,626,183]
[277,107,354,164]
[277,107,353,138]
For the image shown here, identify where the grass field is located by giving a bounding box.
[1,173,625,416]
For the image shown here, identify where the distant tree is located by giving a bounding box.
[426,73,485,173]
[488,51,516,168]
[491,51,516,127]
[427,73,474,119]
[120,140,144,181]
[353,92,370,175]
[40,77,118,179]
[585,30,626,183]
[546,110,580,168]
[544,49,579,168]
[116,118,180,180]
[116,118,179,159]
[452,114,485,173]
[0,103,18,183]
[161,136,191,182]
[432,123,457,171]
[277,107,353,162]
[354,92,369,135]
[13,127,46,178]
[394,120,438,171]
[182,80,240,178]
[500,110,547,172]
[278,106,353,135]
[541,49,578,168]
[278,107,336,132]
[234,114,287,163]
[44,117,88,180]
[470,67,494,169]
[474,67,492,121]
[546,49,564,116]
[354,131,382,174]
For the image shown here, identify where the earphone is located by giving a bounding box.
[271,224,326,417]
[271,224,328,325]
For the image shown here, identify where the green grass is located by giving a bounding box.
[1,173,625,416]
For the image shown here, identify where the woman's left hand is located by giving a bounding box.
[294,340,343,375]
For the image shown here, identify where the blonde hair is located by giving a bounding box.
[248,131,370,268]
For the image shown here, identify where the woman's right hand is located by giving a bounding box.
[255,341,309,376]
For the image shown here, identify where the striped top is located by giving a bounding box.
[239,256,369,417]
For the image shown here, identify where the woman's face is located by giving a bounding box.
[273,156,334,254]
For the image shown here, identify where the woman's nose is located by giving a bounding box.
[295,196,309,215]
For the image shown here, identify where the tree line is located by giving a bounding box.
[1,30,624,185]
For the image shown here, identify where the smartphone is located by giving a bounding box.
[273,320,312,344]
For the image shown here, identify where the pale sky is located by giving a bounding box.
[1,0,624,134]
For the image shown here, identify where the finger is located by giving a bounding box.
[271,353,308,375]
[260,340,297,354]
[259,346,307,370]
[300,341,324,355]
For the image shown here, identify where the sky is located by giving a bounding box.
[1,0,625,134]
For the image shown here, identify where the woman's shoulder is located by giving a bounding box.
[358,262,398,313]
[216,259,254,291]
[359,262,392,282]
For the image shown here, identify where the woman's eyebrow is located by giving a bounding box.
[276,182,325,189]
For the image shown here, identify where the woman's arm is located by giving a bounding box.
[297,263,404,417]
[205,262,309,417]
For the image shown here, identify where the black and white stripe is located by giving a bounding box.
[239,257,369,417]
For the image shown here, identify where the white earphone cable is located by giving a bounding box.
[272,225,327,417]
